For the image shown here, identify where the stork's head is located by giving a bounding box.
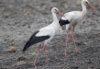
[51,7,65,17]
[82,0,89,5]
[82,0,98,12]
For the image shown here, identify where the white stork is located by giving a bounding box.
[59,0,97,56]
[23,7,64,67]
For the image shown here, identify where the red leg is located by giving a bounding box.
[33,44,41,67]
[64,31,69,56]
[44,46,49,64]
[71,27,81,53]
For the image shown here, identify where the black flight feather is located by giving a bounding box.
[59,19,70,26]
[23,30,50,52]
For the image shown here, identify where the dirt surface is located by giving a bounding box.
[0,0,100,69]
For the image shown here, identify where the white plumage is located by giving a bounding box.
[23,7,64,67]
[59,0,97,56]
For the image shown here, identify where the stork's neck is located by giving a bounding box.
[82,3,87,14]
[52,12,58,23]
[51,11,62,31]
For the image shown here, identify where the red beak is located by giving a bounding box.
[87,3,98,12]
[56,11,65,17]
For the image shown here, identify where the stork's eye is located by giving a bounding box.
[54,9,57,13]
[55,9,57,11]
[85,1,88,4]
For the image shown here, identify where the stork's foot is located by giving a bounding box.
[45,58,49,64]
[75,48,81,53]
[44,46,49,64]
[33,62,36,67]
[64,49,67,56]
[33,44,42,67]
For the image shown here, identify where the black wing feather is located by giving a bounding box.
[23,30,50,52]
[59,19,70,26]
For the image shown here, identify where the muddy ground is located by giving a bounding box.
[0,0,100,69]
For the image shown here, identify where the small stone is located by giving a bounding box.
[92,31,100,35]
[17,56,28,61]
[64,3,68,8]
[3,13,10,18]
[76,0,81,5]
[17,61,26,65]
[6,46,16,53]
[31,52,37,56]
[75,40,82,45]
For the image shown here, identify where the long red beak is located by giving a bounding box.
[87,3,98,12]
[56,11,65,17]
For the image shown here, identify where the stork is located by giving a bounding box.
[23,7,64,67]
[59,0,97,56]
